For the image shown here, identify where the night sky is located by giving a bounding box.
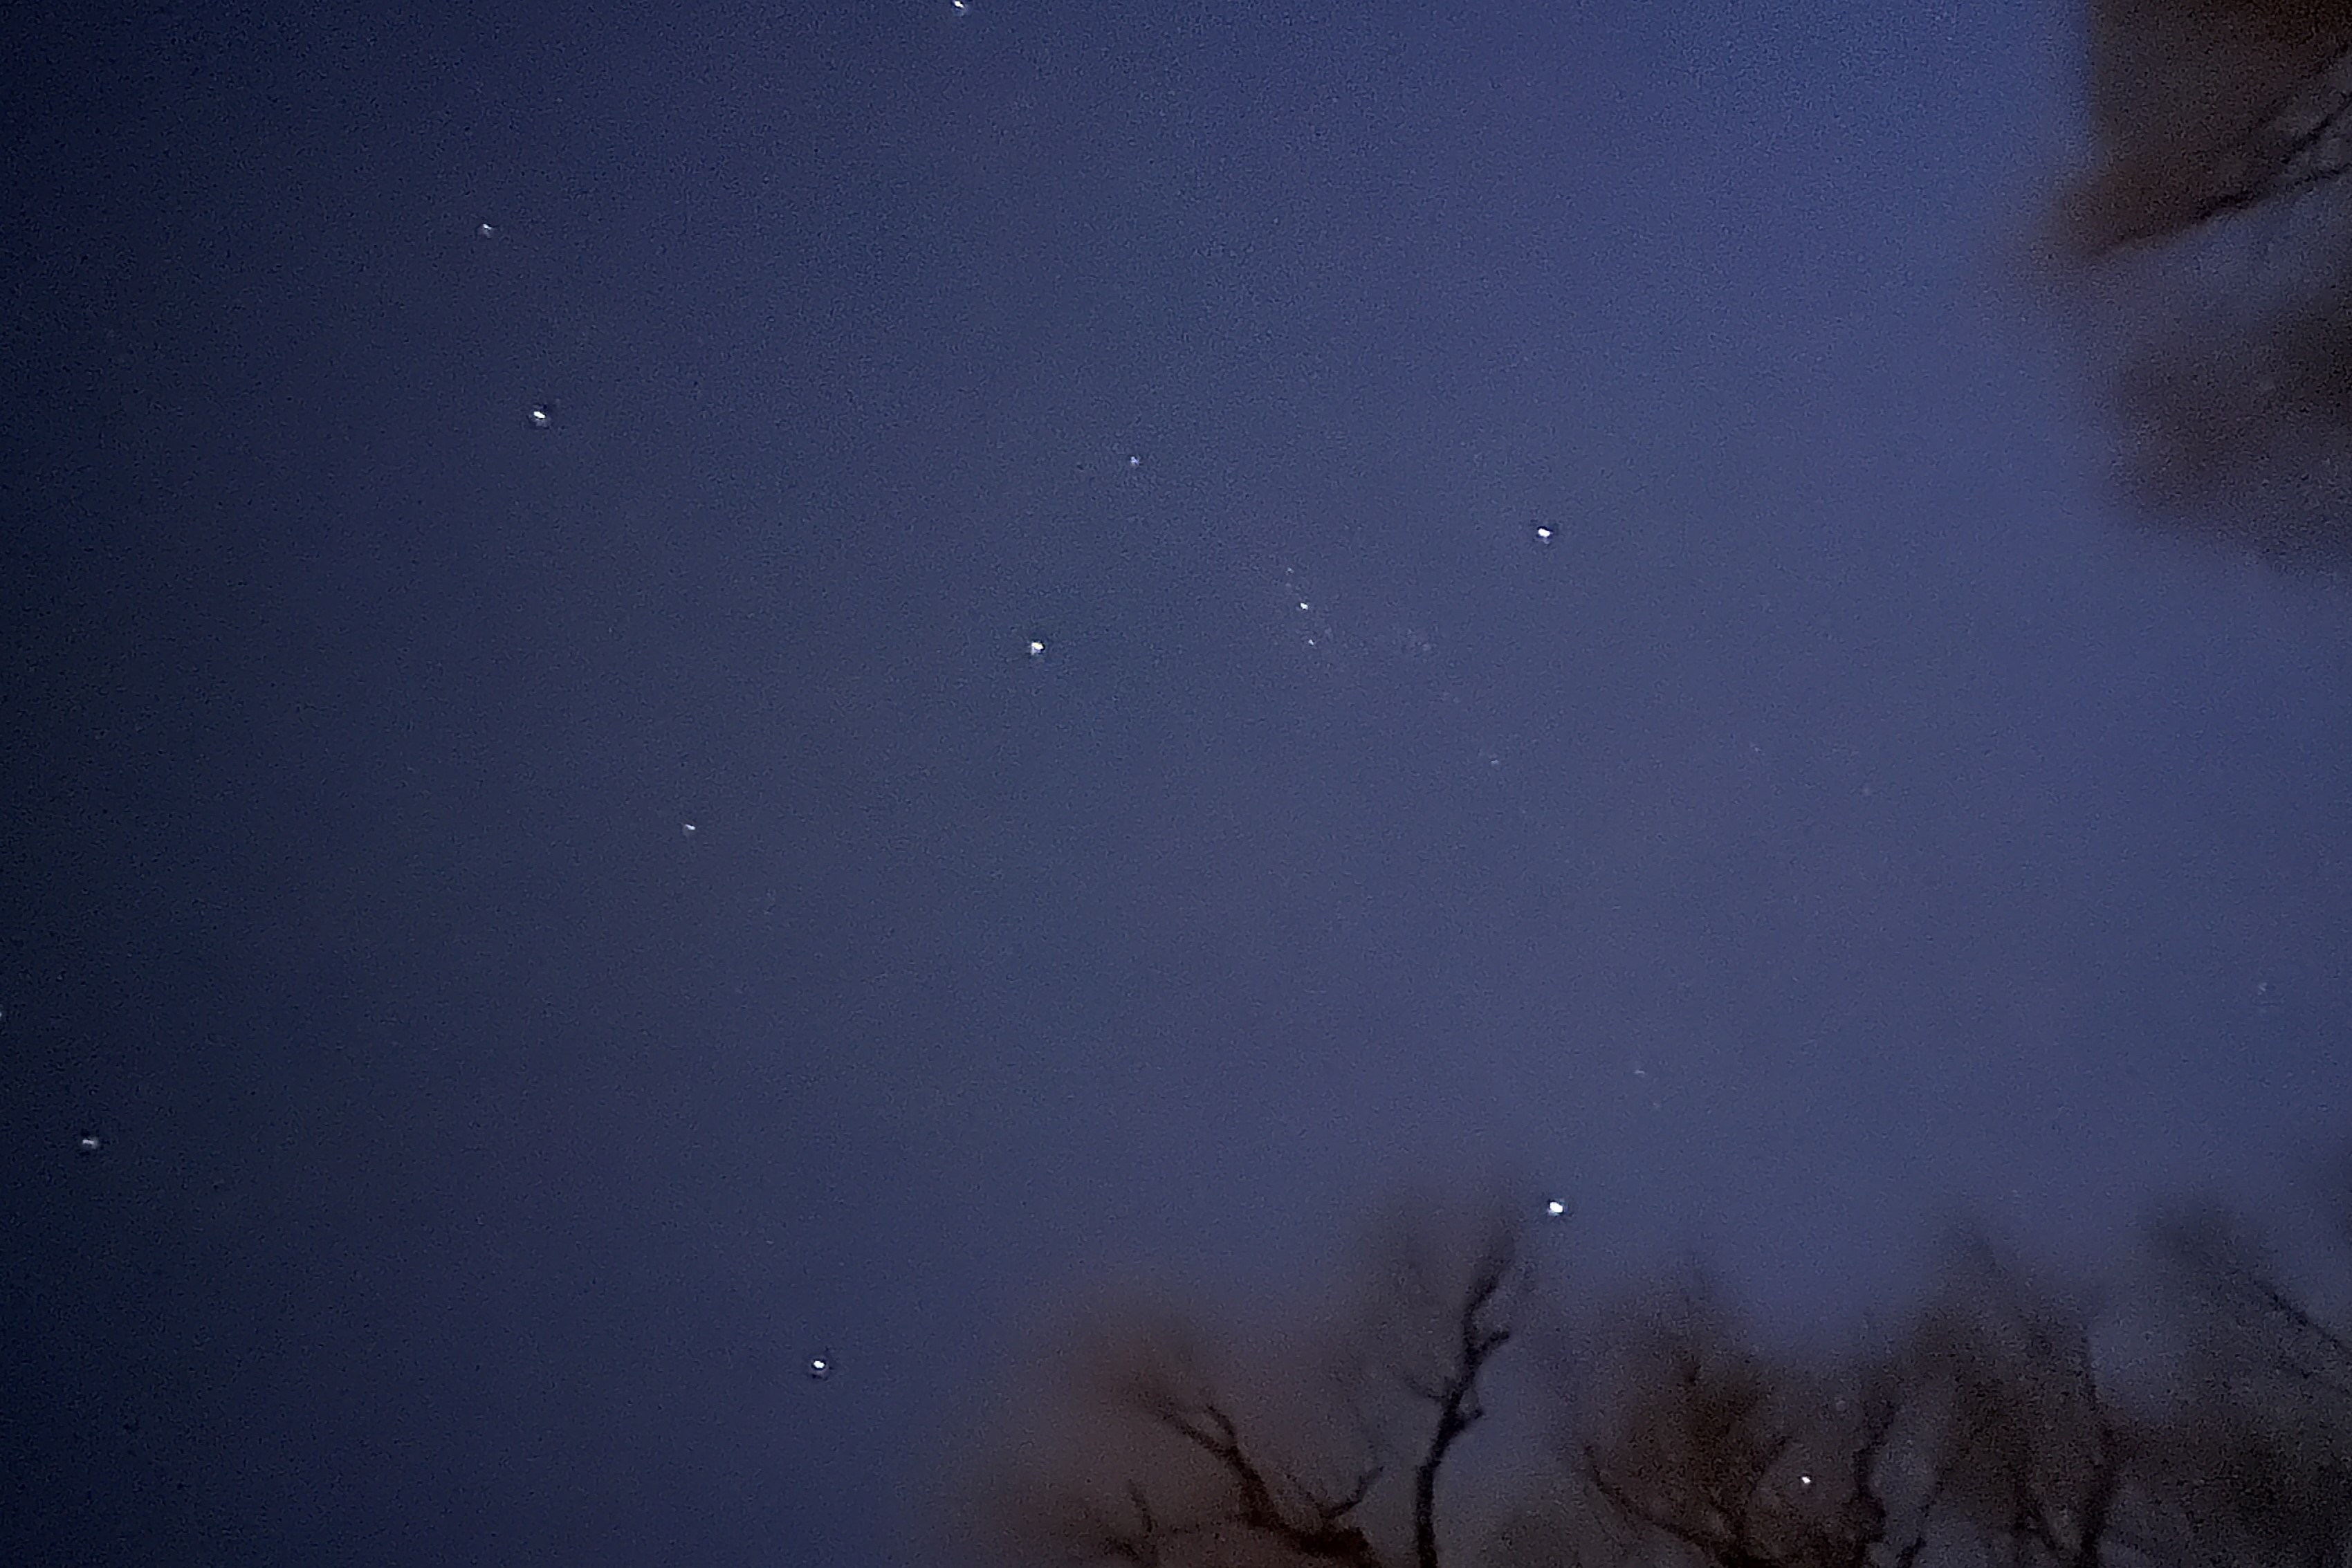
[8,3,2352,1565]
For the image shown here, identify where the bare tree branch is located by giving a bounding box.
[1128,1374,1385,1567]
[2053,0,2352,260]
[2029,1,2352,546]
[2129,1206,2352,1568]
[950,1190,2352,1568]
[1579,1281,1930,1568]
[1406,1224,1518,1568]
[1907,1233,2134,1568]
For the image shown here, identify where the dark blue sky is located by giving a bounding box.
[7,3,2351,1565]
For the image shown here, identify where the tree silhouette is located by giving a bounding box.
[1577,1278,1930,1568]
[1900,1235,2125,1568]
[949,1193,2352,1568]
[2044,0,2352,553]
[2052,1,2352,261]
[2126,1205,2352,1566]
[950,1195,1536,1568]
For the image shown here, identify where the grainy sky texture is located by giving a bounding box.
[6,3,2351,1565]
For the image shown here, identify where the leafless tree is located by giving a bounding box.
[2053,0,2352,261]
[946,1188,2352,1568]
[1902,1234,2130,1568]
[959,1299,1384,1568]
[955,1199,1537,1568]
[2124,1206,2352,1568]
[1577,1278,1935,1568]
[2042,0,2352,553]
[1354,1202,1528,1568]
